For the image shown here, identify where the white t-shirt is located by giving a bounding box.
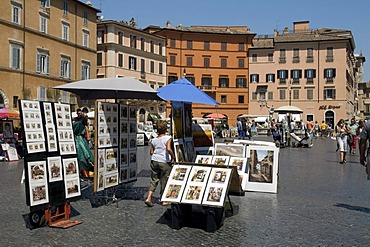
[151,135,172,163]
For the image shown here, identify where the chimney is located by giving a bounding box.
[166,21,171,28]
[274,29,279,37]
[283,27,289,34]
[293,21,310,33]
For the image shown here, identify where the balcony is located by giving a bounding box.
[292,56,300,63]
[279,79,287,84]
[326,56,334,62]
[291,78,300,84]
[198,85,217,92]
[326,78,334,83]
[279,57,286,63]
[306,78,314,84]
[306,56,314,63]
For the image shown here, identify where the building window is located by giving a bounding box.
[326,47,334,62]
[277,70,288,83]
[81,61,90,80]
[97,53,102,66]
[252,92,257,100]
[187,40,192,49]
[293,48,300,63]
[150,40,154,53]
[13,96,18,108]
[186,56,193,67]
[170,55,176,66]
[307,48,314,62]
[204,57,210,67]
[238,95,244,104]
[304,69,316,83]
[268,92,273,100]
[258,91,266,101]
[97,30,104,44]
[170,39,176,48]
[159,63,163,75]
[221,42,227,51]
[150,61,154,73]
[83,10,88,25]
[279,89,286,100]
[266,74,275,83]
[185,76,195,85]
[268,53,273,62]
[221,58,227,68]
[204,41,210,50]
[239,43,244,51]
[238,58,244,68]
[63,0,68,16]
[37,86,46,101]
[83,30,89,48]
[130,35,137,48]
[129,56,137,70]
[292,89,299,99]
[201,76,212,89]
[60,57,71,79]
[118,54,123,67]
[252,54,257,62]
[62,23,69,41]
[279,49,286,63]
[159,43,163,55]
[40,15,48,33]
[218,77,229,88]
[36,51,49,75]
[324,88,336,100]
[291,69,302,83]
[250,74,259,83]
[140,59,145,73]
[118,32,123,45]
[168,75,178,83]
[221,95,227,103]
[12,4,21,24]
[307,88,313,100]
[324,68,336,83]
[236,77,246,88]
[10,44,21,70]
[140,38,145,50]
[41,0,50,8]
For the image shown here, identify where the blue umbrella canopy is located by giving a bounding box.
[157,78,219,105]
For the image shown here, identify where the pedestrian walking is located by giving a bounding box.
[237,118,243,139]
[359,119,370,180]
[145,121,175,207]
[313,121,320,138]
[334,119,350,164]
[348,118,358,154]
[320,121,327,138]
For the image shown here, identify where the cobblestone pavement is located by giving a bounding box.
[0,136,369,246]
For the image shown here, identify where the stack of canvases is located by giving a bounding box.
[194,141,280,194]
[21,100,81,208]
[94,102,137,192]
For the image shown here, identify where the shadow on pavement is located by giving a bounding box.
[333,203,370,214]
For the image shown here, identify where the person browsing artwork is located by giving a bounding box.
[145,121,175,207]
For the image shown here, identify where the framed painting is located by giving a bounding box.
[228,157,249,174]
[2,121,14,138]
[47,156,63,182]
[63,157,79,179]
[244,145,279,193]
[65,177,81,199]
[119,167,129,183]
[192,124,214,148]
[183,103,193,138]
[211,156,230,166]
[194,155,213,164]
[161,164,192,203]
[202,167,232,207]
[27,160,49,206]
[105,173,119,188]
[174,140,186,163]
[171,101,184,140]
[214,143,246,157]
[6,146,19,162]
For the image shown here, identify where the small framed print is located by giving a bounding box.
[2,121,14,138]
[215,143,246,157]
[129,121,137,134]
[30,183,49,206]
[21,100,40,111]
[129,105,136,120]
[194,155,213,164]
[97,171,105,191]
[26,142,46,154]
[63,157,79,179]
[211,156,230,166]
[105,173,119,188]
[120,150,128,167]
[47,156,63,182]
[59,142,76,155]
[209,167,232,185]
[129,151,137,166]
[202,185,226,207]
[27,160,49,206]
[228,157,249,174]
[244,145,279,193]
[120,104,128,120]
[129,135,137,150]
[120,122,128,134]
[25,131,45,143]
[98,149,105,170]
[174,140,186,162]
[28,161,47,183]
[120,136,128,149]
[119,167,129,183]
[181,166,212,204]
[65,177,81,199]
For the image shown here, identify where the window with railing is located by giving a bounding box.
[250,74,259,83]
[293,48,300,63]
[291,69,302,84]
[218,77,229,88]
[277,70,288,84]
[266,74,275,83]
[324,68,336,83]
[304,69,316,84]
[236,77,246,88]
[279,49,286,63]
[306,48,314,63]
[201,77,212,89]
[326,47,334,62]
[251,92,257,100]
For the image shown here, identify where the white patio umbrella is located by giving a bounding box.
[274,105,303,113]
[54,77,160,100]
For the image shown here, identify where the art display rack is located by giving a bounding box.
[162,163,243,232]
[92,102,138,205]
[19,100,82,228]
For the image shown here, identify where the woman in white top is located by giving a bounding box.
[145,121,175,207]
[335,119,350,164]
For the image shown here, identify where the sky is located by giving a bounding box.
[88,0,370,81]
